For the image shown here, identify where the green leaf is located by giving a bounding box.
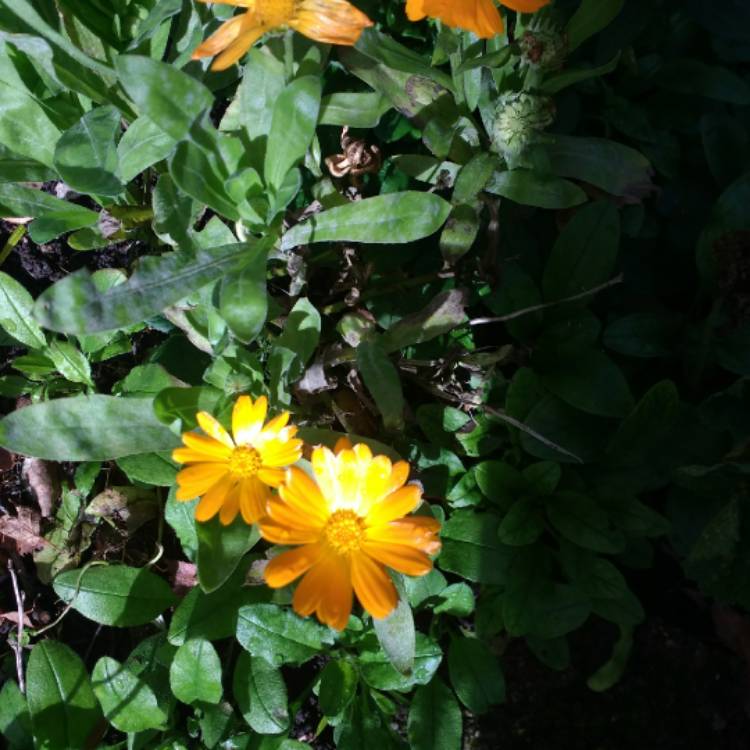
[439,510,512,584]
[265,75,321,190]
[373,597,415,675]
[566,0,625,52]
[603,311,682,358]
[526,636,570,671]
[26,641,101,750]
[34,242,259,334]
[498,500,544,546]
[357,340,405,430]
[320,91,391,128]
[46,340,93,386]
[0,183,98,244]
[197,516,260,593]
[281,192,451,249]
[92,656,167,732]
[656,60,750,105]
[118,115,175,183]
[0,270,46,348]
[154,386,223,430]
[219,244,268,343]
[448,637,505,714]
[337,692,393,750]
[238,48,286,141]
[541,136,652,200]
[0,79,61,168]
[536,348,634,418]
[407,676,462,750]
[485,169,586,209]
[547,492,624,554]
[233,652,289,734]
[380,289,467,353]
[53,105,123,197]
[318,659,358,717]
[117,452,178,486]
[165,488,199,562]
[587,626,633,692]
[116,55,213,141]
[236,603,335,667]
[542,201,620,302]
[474,460,526,508]
[168,561,270,646]
[541,54,621,94]
[0,679,32,750]
[0,395,179,460]
[53,564,176,626]
[170,638,223,705]
[433,583,475,617]
[359,633,442,692]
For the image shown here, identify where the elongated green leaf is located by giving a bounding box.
[118,116,175,182]
[197,516,260,593]
[54,105,122,196]
[219,243,269,343]
[485,169,586,208]
[547,492,625,554]
[0,271,46,348]
[265,75,321,190]
[168,562,270,646]
[281,192,451,249]
[0,183,98,243]
[566,0,625,52]
[0,79,60,168]
[26,641,101,750]
[320,92,391,127]
[359,633,442,692]
[170,638,223,705]
[318,659,358,717]
[408,676,462,750]
[34,242,257,334]
[238,48,286,141]
[0,395,179,460]
[357,340,404,430]
[46,340,93,387]
[233,651,289,734]
[53,564,176,626]
[236,603,335,667]
[541,136,652,200]
[116,55,213,141]
[92,656,167,732]
[447,637,504,714]
[541,54,620,94]
[373,597,415,676]
[542,201,620,302]
[0,679,32,749]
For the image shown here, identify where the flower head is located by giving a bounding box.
[260,439,441,630]
[193,0,373,70]
[405,0,551,39]
[172,395,303,525]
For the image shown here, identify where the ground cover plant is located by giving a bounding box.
[0,0,749,748]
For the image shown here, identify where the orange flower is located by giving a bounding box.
[405,0,550,38]
[260,439,441,631]
[172,395,303,525]
[192,0,373,70]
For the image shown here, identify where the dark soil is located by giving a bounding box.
[474,617,749,750]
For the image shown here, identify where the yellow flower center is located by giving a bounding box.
[257,0,296,28]
[228,445,262,478]
[324,510,365,554]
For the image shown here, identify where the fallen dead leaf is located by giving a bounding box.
[0,507,48,555]
[0,610,33,628]
[22,457,60,517]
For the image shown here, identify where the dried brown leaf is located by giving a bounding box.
[0,507,48,555]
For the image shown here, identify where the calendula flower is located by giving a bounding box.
[192,0,373,71]
[172,395,303,525]
[405,0,550,39]
[260,439,441,631]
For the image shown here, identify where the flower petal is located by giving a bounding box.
[334,436,353,453]
[317,554,353,631]
[257,467,285,487]
[362,540,433,576]
[351,552,398,620]
[195,474,235,522]
[196,411,235,449]
[259,519,322,545]
[405,0,426,20]
[219,484,241,525]
[181,432,233,460]
[501,0,551,12]
[259,438,304,468]
[191,13,248,60]
[232,395,264,445]
[291,0,373,46]
[410,0,504,38]
[175,463,229,500]
[366,484,422,526]
[212,24,266,69]
[367,516,441,555]
[239,477,270,524]
[264,543,324,588]
[260,412,290,435]
[276,466,330,526]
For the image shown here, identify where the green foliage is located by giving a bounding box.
[0,0,747,747]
